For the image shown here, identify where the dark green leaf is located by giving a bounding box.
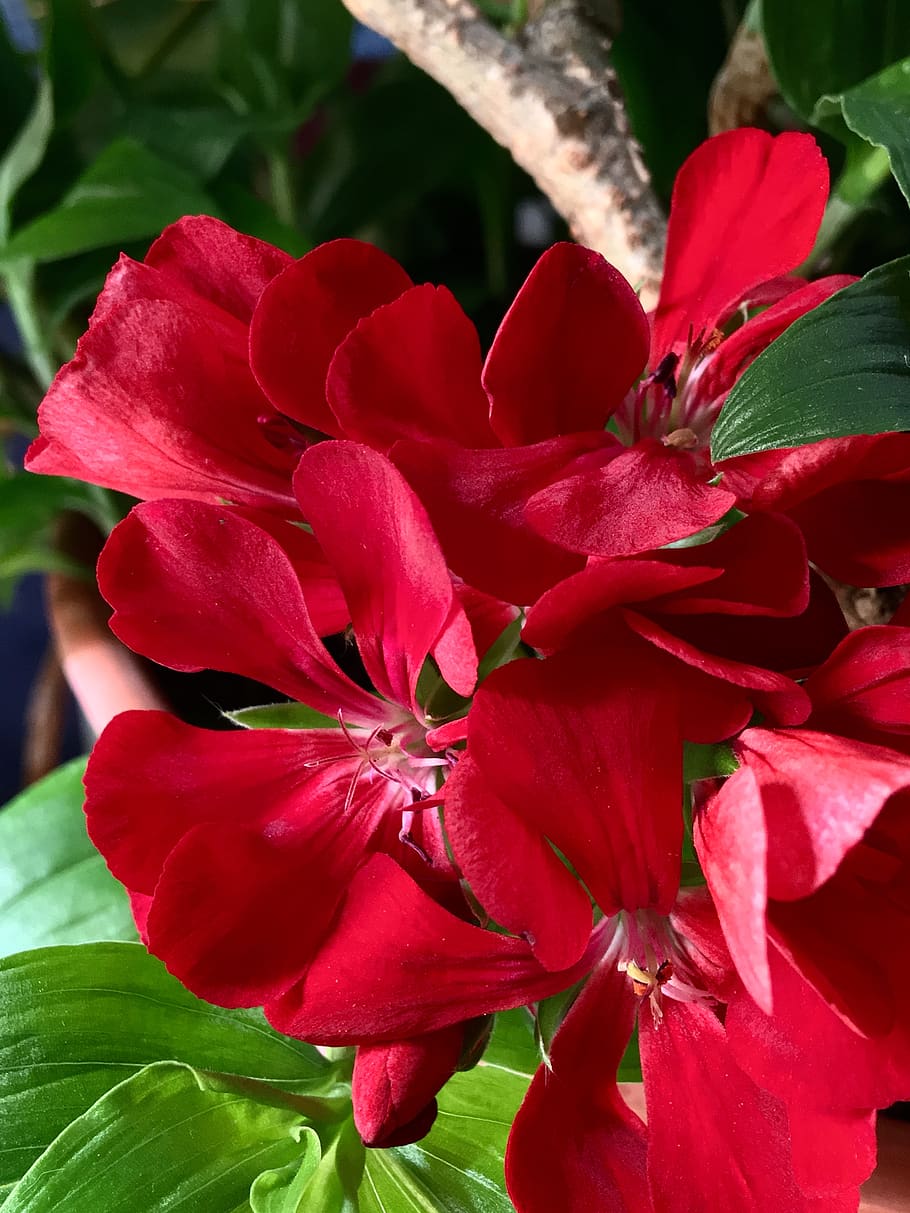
[42,0,101,122]
[0,75,53,246]
[816,58,910,206]
[0,758,135,958]
[2,138,217,264]
[0,20,37,156]
[212,183,311,256]
[0,942,333,1184]
[761,0,910,120]
[227,702,342,730]
[711,257,910,459]
[1,1062,307,1213]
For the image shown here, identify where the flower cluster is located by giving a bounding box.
[29,128,910,1209]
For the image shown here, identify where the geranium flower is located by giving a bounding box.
[84,442,483,1006]
[386,128,853,602]
[25,217,412,509]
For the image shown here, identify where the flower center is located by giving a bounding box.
[613,329,726,460]
[604,908,714,1027]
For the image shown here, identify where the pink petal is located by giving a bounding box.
[652,129,828,356]
[27,300,297,509]
[97,500,382,721]
[464,647,684,917]
[249,238,412,435]
[296,442,477,707]
[640,998,811,1212]
[353,1025,464,1147]
[391,435,602,605]
[525,440,736,558]
[443,754,593,970]
[265,854,595,1044]
[505,961,649,1213]
[327,284,495,450]
[484,243,649,446]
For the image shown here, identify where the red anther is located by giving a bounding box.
[376,728,395,746]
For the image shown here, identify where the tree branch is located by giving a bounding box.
[343,0,666,306]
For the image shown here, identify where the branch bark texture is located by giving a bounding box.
[342,0,666,306]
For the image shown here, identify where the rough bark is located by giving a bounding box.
[341,0,666,306]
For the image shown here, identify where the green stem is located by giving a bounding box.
[267,150,296,229]
[4,262,57,390]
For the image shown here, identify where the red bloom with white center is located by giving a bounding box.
[85,442,486,1006]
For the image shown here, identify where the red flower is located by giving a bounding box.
[692,629,910,1158]
[26,218,411,509]
[389,129,848,602]
[85,443,482,1005]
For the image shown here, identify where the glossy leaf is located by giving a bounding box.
[816,58,910,205]
[761,0,910,120]
[0,942,333,1185]
[1,138,216,264]
[711,257,910,459]
[357,1012,533,1213]
[249,1127,322,1213]
[0,758,135,957]
[1,1062,307,1213]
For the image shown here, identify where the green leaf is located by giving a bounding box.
[1,1061,307,1213]
[249,1127,322,1213]
[0,75,53,247]
[816,58,910,206]
[478,1009,537,1080]
[0,758,135,958]
[0,942,333,1185]
[711,256,910,460]
[1,137,217,264]
[227,702,342,730]
[761,0,910,121]
[360,1058,528,1213]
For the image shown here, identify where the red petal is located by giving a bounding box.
[726,942,910,1115]
[98,500,382,721]
[452,583,520,664]
[641,999,811,1212]
[523,559,722,652]
[484,243,649,446]
[391,435,601,605]
[701,275,855,407]
[296,442,477,707]
[623,610,811,726]
[265,854,594,1044]
[146,820,356,1007]
[142,215,291,321]
[731,433,910,586]
[505,962,649,1213]
[443,755,593,970]
[327,284,495,450]
[736,728,910,900]
[249,239,412,435]
[788,1107,876,1202]
[652,129,828,356]
[464,647,684,917]
[525,440,736,558]
[27,300,296,509]
[694,765,772,1011]
[806,627,910,752]
[353,1025,463,1147]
